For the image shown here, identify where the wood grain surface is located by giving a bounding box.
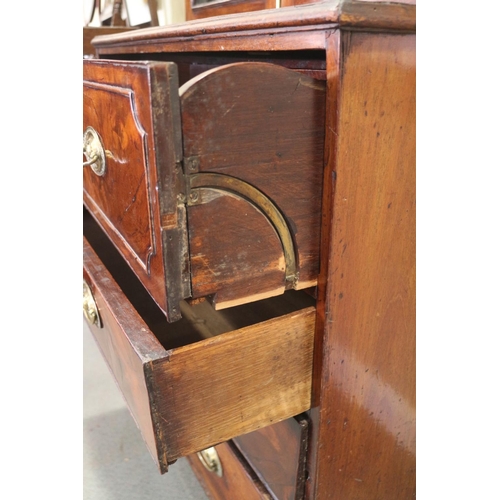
[84,58,325,316]
[180,62,325,307]
[233,415,309,500]
[82,5,416,496]
[91,1,415,56]
[187,189,287,308]
[149,305,316,463]
[83,237,167,469]
[83,59,190,321]
[84,232,316,472]
[309,31,416,500]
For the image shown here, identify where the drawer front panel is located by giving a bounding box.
[83,82,153,268]
[188,442,272,500]
[83,59,189,321]
[83,235,315,474]
[233,415,309,500]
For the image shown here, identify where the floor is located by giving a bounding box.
[83,320,209,500]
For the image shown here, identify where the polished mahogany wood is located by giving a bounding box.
[233,415,309,500]
[339,0,416,30]
[85,58,325,316]
[308,31,416,500]
[305,29,340,500]
[83,59,190,322]
[83,1,416,497]
[90,1,415,57]
[84,232,316,473]
[186,0,275,21]
[83,236,166,469]
[188,442,272,499]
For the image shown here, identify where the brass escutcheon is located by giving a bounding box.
[83,280,101,328]
[197,447,223,477]
[83,126,106,176]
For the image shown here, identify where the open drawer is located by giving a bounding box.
[83,58,325,322]
[83,213,316,473]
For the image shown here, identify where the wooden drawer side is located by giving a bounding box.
[84,230,315,473]
[148,306,316,464]
[233,415,309,500]
[84,59,325,321]
[83,237,168,468]
[180,62,326,310]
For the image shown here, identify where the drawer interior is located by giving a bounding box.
[84,206,316,349]
[84,206,316,472]
[107,50,327,85]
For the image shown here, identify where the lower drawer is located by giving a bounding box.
[83,215,316,473]
[233,415,309,500]
[188,442,272,500]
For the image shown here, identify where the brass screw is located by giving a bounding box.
[187,157,200,172]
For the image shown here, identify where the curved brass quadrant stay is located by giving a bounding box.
[188,172,298,288]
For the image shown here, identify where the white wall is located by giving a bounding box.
[159,0,186,25]
[84,0,186,27]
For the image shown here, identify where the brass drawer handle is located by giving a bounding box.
[197,447,223,477]
[83,280,101,328]
[83,156,98,167]
[83,126,106,176]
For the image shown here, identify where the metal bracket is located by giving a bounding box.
[187,172,298,288]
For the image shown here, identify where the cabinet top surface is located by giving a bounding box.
[90,0,416,55]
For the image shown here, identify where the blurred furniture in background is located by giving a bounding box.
[84,0,159,57]
[185,0,274,20]
[184,0,328,21]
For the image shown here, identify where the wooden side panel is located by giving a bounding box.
[188,442,271,500]
[83,237,168,470]
[311,32,416,499]
[180,62,326,306]
[233,415,309,500]
[305,29,340,500]
[150,307,316,462]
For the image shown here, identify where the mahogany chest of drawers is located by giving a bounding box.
[83,1,416,498]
